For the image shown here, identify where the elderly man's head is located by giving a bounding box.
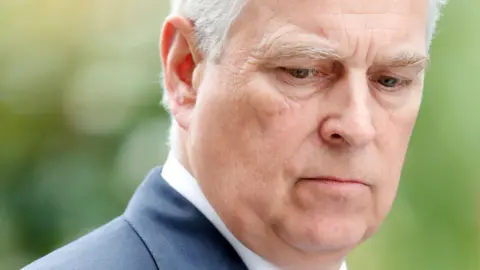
[160,0,447,269]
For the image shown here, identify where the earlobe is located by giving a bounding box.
[160,16,204,132]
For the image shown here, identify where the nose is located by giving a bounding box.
[319,73,376,148]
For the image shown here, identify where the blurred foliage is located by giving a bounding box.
[0,1,478,270]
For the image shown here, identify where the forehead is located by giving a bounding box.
[226,0,429,60]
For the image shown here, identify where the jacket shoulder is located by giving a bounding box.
[23,216,157,270]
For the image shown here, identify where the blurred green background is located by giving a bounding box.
[0,1,478,270]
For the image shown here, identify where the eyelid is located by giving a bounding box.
[369,69,413,80]
[370,65,426,78]
[262,56,335,68]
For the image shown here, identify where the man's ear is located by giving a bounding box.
[160,16,204,131]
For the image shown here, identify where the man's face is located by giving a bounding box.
[185,0,428,264]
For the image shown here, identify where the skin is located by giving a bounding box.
[161,0,429,269]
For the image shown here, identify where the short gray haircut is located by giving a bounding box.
[163,0,448,154]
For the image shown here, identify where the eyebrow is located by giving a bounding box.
[253,34,429,69]
[377,51,430,69]
[252,35,342,62]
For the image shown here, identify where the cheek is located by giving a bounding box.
[378,89,421,159]
[244,85,324,168]
[373,101,420,216]
[191,77,302,175]
[196,76,319,184]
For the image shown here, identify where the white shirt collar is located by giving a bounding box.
[161,153,347,270]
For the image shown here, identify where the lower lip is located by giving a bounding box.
[299,178,368,193]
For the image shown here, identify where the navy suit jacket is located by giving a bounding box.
[23,168,248,270]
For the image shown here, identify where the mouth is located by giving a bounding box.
[300,176,369,187]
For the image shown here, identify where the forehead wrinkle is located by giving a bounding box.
[312,13,421,31]
[339,0,398,14]
[286,0,420,15]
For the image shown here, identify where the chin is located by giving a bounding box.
[276,214,371,253]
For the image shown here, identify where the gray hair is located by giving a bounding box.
[163,0,448,154]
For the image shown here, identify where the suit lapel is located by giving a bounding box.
[124,167,248,270]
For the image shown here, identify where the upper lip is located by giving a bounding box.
[301,176,369,186]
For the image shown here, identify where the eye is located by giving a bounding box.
[372,74,412,92]
[281,68,318,79]
[377,76,401,88]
